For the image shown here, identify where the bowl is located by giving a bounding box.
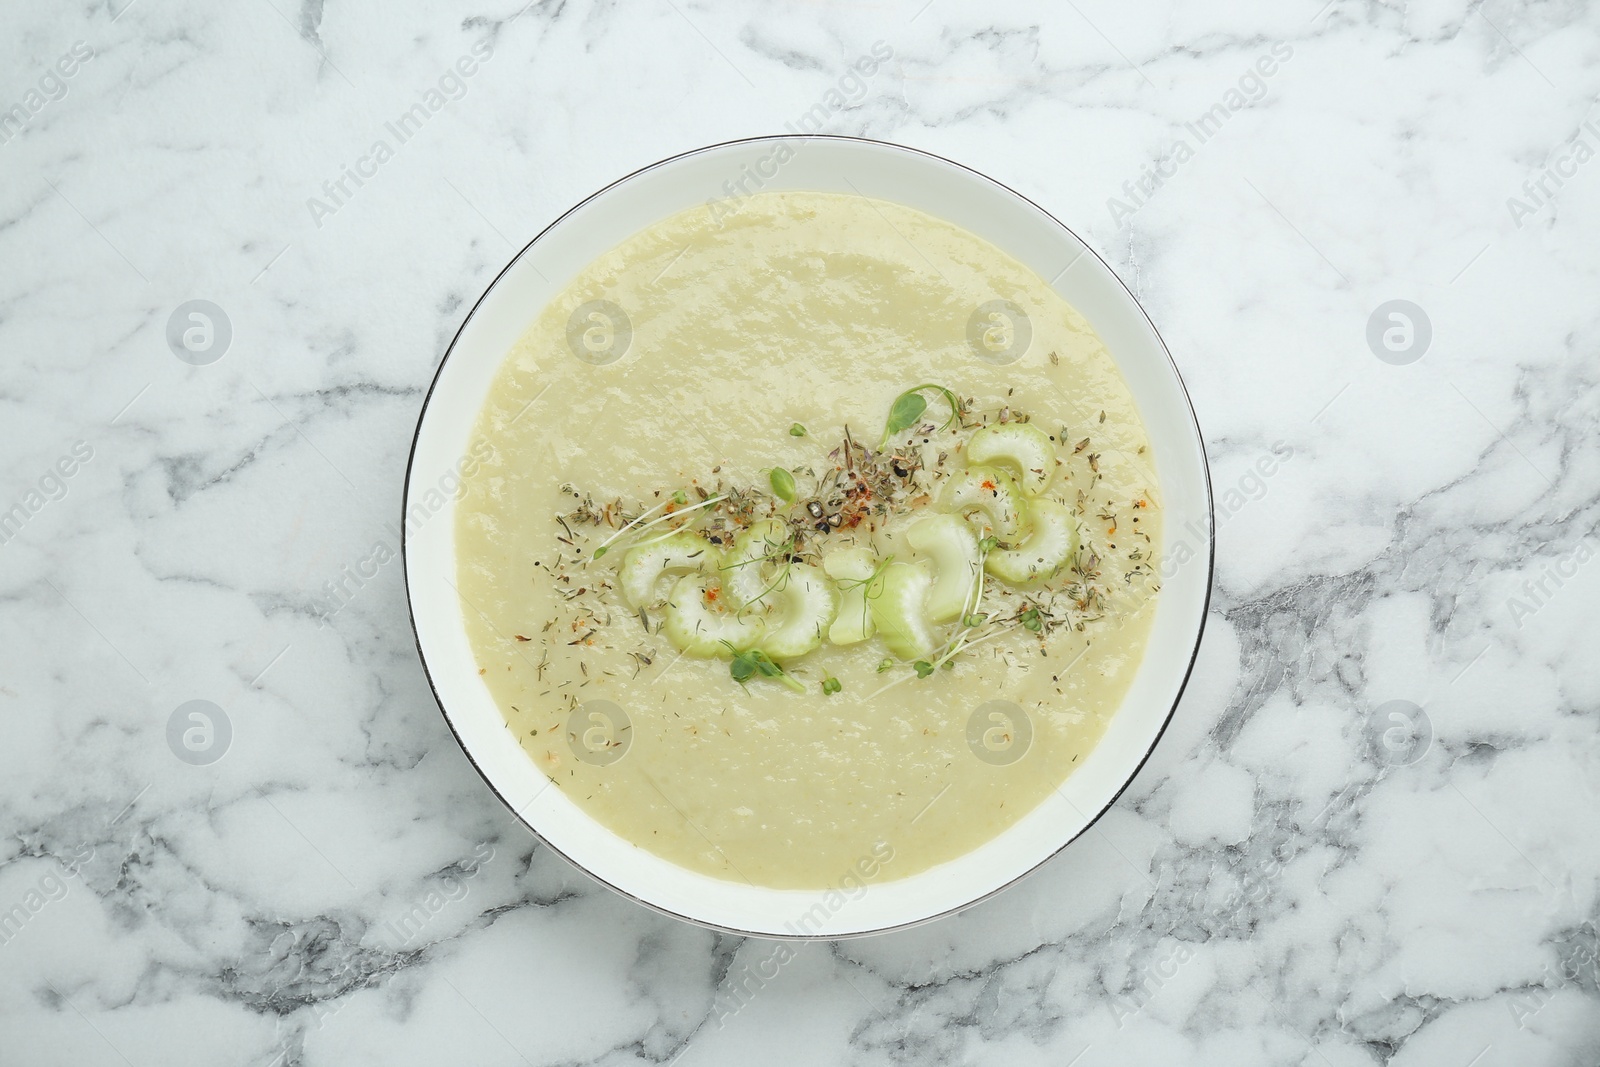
[403,135,1213,938]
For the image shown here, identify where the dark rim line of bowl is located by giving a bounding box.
[400,133,1216,940]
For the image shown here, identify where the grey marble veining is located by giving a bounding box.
[2,0,1598,1064]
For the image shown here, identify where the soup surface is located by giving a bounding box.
[454,190,1161,889]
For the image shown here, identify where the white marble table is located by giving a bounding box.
[3,1,1598,1064]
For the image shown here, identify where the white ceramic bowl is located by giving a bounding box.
[404,136,1213,938]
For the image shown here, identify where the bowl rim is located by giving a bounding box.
[401,133,1215,939]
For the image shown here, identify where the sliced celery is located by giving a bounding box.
[870,561,936,661]
[986,500,1077,584]
[941,465,1029,543]
[721,518,792,609]
[907,513,981,623]
[662,574,766,657]
[761,565,840,659]
[822,547,879,645]
[966,422,1057,496]
[619,530,720,608]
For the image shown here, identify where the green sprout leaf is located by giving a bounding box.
[883,393,927,441]
[913,660,935,679]
[876,658,894,674]
[769,467,796,504]
[821,676,841,695]
[1020,607,1043,632]
[880,383,960,448]
[789,423,807,437]
[728,646,806,692]
[672,489,688,505]
[592,546,608,559]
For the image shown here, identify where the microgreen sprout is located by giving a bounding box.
[592,493,726,559]
[835,554,895,591]
[880,383,960,448]
[723,643,806,692]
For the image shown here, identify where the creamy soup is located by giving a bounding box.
[454,191,1161,889]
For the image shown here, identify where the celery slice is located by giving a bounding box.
[941,465,1029,543]
[662,574,766,657]
[966,422,1057,496]
[870,561,936,661]
[619,530,720,608]
[986,500,1077,584]
[823,547,880,645]
[760,565,840,659]
[722,518,792,609]
[907,513,981,623]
